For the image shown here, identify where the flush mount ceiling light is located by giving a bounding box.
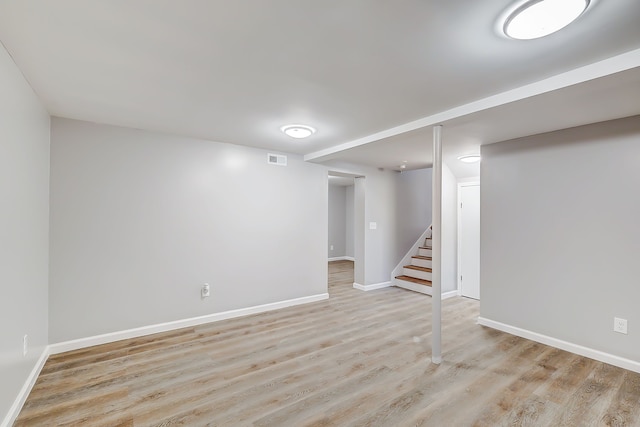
[280,124,316,139]
[458,155,481,164]
[504,0,589,40]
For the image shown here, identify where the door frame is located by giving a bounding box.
[328,170,366,287]
[457,181,480,296]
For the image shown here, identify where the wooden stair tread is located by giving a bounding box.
[419,246,432,250]
[403,265,432,272]
[411,255,432,260]
[395,275,432,286]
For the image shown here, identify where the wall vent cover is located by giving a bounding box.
[267,153,287,166]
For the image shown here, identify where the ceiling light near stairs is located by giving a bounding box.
[504,0,590,40]
[458,155,481,164]
[280,124,316,139]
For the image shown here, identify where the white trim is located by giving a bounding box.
[477,317,640,374]
[304,48,640,162]
[457,177,480,184]
[393,279,460,300]
[328,256,355,262]
[2,293,330,424]
[442,290,459,300]
[2,347,50,427]
[353,281,392,291]
[391,226,432,280]
[49,293,329,355]
[457,181,480,296]
[394,279,432,295]
[394,281,459,300]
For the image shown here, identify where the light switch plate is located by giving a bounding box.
[369,222,377,230]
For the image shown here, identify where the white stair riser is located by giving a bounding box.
[403,267,432,281]
[418,248,432,257]
[395,279,432,295]
[412,258,432,268]
[425,238,432,247]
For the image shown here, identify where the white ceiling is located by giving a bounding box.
[1,1,640,177]
[314,65,640,178]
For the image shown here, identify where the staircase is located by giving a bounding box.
[394,232,433,295]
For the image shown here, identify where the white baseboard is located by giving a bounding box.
[2,293,330,425]
[49,293,329,355]
[394,280,432,295]
[353,281,392,291]
[328,256,355,262]
[442,290,460,300]
[477,317,640,374]
[393,282,459,299]
[2,346,50,427]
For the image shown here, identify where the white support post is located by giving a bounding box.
[432,125,442,364]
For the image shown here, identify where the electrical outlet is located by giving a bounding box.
[23,335,28,356]
[614,317,628,334]
[201,283,210,298]
[330,245,334,251]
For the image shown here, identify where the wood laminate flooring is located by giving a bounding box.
[15,260,640,426]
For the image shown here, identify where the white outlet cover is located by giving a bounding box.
[202,283,210,298]
[369,222,377,230]
[614,317,628,334]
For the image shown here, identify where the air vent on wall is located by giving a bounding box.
[267,153,287,166]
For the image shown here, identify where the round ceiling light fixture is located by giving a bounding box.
[458,155,481,164]
[280,124,316,139]
[503,0,590,40]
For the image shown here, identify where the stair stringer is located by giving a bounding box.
[391,225,432,282]
[395,279,433,295]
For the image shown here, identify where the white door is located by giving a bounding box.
[459,184,480,300]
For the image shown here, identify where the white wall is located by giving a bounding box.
[395,165,455,294]
[363,169,398,285]
[324,162,432,286]
[328,185,347,258]
[395,168,433,256]
[0,44,50,422]
[49,118,328,343]
[481,116,640,363]
[345,185,354,258]
[441,164,458,293]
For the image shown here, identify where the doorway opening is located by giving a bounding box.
[328,171,365,289]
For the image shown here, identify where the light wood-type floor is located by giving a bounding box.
[16,260,640,426]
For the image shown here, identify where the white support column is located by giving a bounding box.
[432,125,443,364]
